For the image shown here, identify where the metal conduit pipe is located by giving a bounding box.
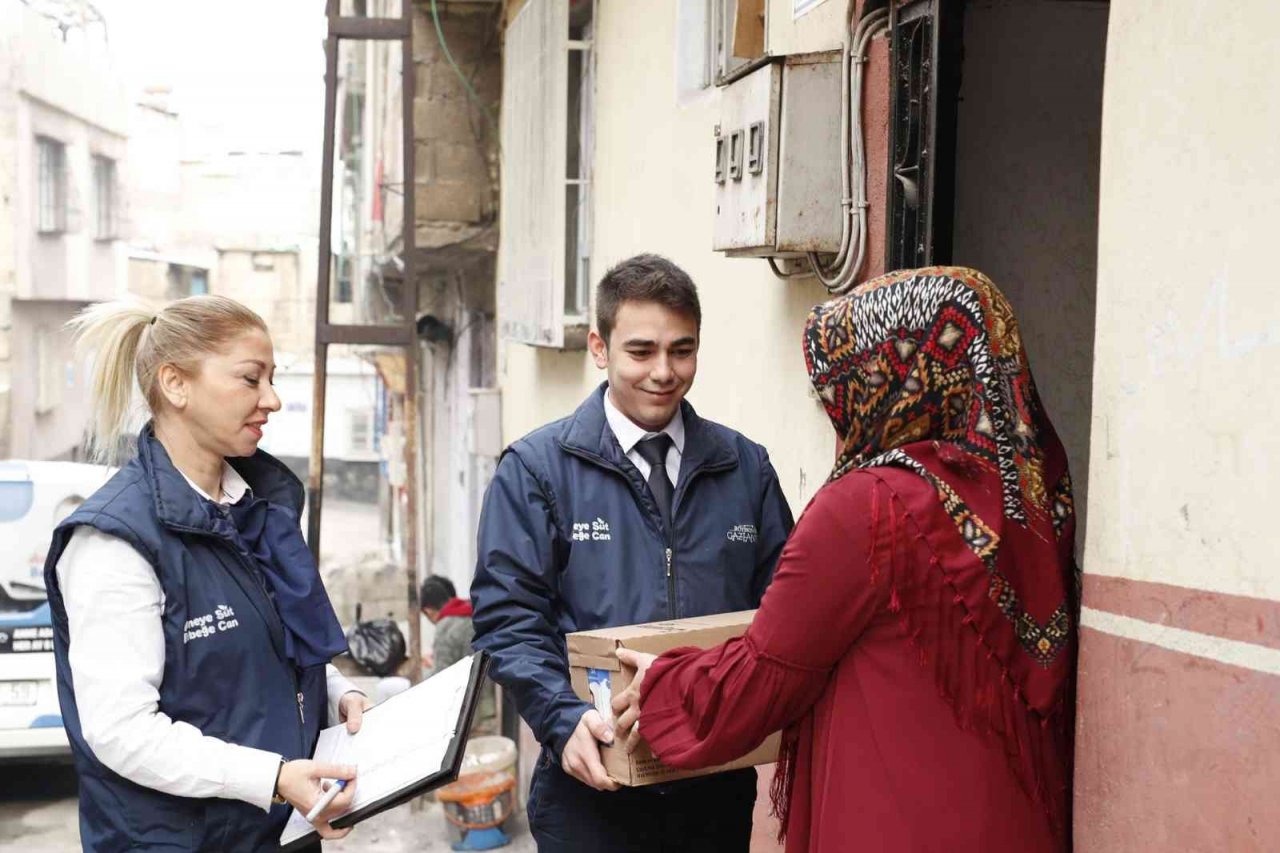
[807,6,890,294]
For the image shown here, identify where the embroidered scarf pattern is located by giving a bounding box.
[777,266,1078,839]
[803,266,1075,666]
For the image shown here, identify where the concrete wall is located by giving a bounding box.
[767,0,847,56]
[7,299,91,460]
[0,3,127,459]
[950,0,1108,549]
[214,248,314,362]
[1077,0,1280,848]
[411,1,500,248]
[10,4,128,305]
[126,100,185,254]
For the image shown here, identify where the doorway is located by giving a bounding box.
[948,0,1109,547]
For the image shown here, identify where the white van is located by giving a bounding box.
[0,460,112,760]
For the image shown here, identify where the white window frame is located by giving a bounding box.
[498,0,596,348]
[92,154,117,240]
[564,13,595,323]
[712,0,751,83]
[37,137,67,234]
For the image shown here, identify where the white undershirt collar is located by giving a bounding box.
[178,461,251,506]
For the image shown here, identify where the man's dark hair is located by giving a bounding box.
[419,575,457,610]
[595,254,702,344]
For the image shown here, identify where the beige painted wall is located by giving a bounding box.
[498,0,840,512]
[8,299,92,460]
[1086,0,1280,600]
[214,249,314,362]
[8,2,128,306]
[767,0,847,56]
[0,2,127,458]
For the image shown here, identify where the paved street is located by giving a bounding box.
[0,760,535,853]
[0,761,77,853]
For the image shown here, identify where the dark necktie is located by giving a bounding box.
[635,433,674,531]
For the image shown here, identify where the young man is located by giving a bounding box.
[471,254,794,852]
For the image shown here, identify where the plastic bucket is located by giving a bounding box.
[437,736,517,844]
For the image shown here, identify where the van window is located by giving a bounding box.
[0,480,34,522]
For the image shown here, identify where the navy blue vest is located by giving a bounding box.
[43,428,326,852]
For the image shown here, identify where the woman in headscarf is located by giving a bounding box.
[613,267,1078,852]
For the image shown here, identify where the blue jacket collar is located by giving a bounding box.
[136,423,305,531]
[558,383,737,478]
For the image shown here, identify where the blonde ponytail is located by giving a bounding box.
[66,301,154,464]
[67,295,269,465]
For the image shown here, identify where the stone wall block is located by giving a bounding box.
[414,141,435,183]
[411,12,433,61]
[434,140,486,183]
[415,96,481,145]
[416,178,482,223]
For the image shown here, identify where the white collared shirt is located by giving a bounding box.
[603,387,685,485]
[55,460,361,811]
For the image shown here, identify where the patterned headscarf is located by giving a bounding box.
[806,267,1059,522]
[796,266,1077,834]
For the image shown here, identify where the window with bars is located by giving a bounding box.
[885,0,961,271]
[37,137,67,234]
[347,408,374,455]
[93,155,117,240]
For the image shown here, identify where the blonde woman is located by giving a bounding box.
[44,296,372,851]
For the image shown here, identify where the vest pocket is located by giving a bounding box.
[121,790,204,849]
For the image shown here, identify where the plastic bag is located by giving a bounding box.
[346,604,407,677]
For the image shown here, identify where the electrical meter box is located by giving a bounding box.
[713,62,781,255]
[713,53,842,257]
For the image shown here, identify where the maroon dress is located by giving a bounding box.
[639,464,1066,852]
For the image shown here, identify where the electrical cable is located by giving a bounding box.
[802,6,889,294]
[767,256,811,279]
[430,0,497,133]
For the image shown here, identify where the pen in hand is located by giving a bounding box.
[305,779,348,824]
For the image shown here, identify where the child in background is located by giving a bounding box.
[421,575,495,733]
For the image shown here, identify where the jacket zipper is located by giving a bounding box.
[665,547,675,618]
[559,444,735,623]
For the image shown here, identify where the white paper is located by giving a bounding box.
[279,655,476,847]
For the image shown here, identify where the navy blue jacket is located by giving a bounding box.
[471,385,794,759]
[43,427,325,852]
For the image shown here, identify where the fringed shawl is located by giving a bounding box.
[773,267,1078,840]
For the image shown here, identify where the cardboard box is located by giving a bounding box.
[566,610,780,786]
